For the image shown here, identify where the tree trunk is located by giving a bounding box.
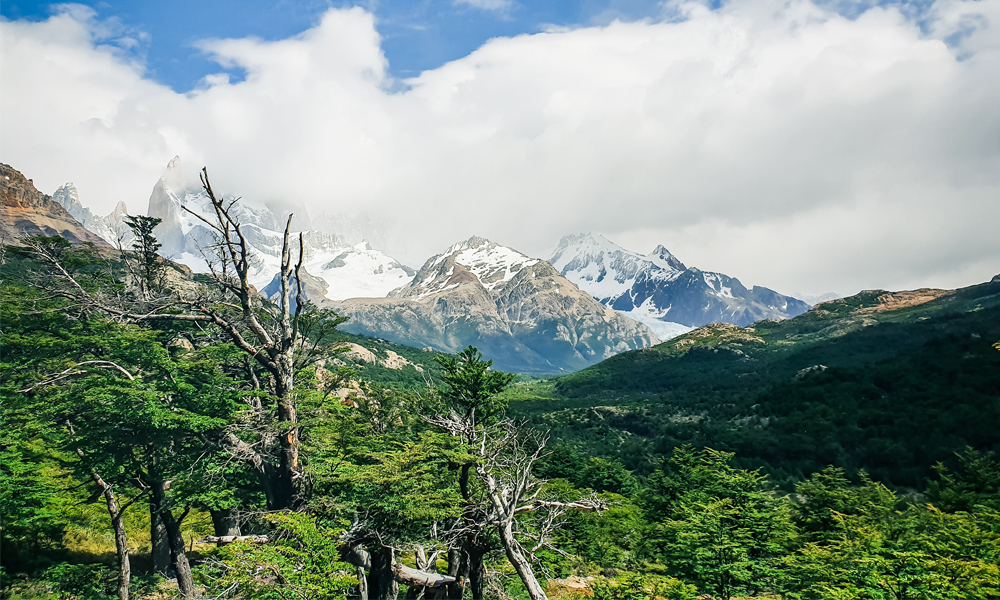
[468,545,487,600]
[357,566,370,600]
[369,546,399,600]
[83,466,130,600]
[109,505,130,600]
[152,481,199,598]
[98,479,130,600]
[151,508,173,577]
[209,507,241,537]
[445,548,466,600]
[498,520,547,600]
[161,508,198,598]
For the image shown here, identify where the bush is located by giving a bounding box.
[589,573,698,600]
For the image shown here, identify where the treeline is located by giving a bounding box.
[1,189,998,598]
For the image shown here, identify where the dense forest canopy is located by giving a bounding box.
[2,190,999,599]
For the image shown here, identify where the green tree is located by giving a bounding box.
[198,512,357,599]
[123,214,164,296]
[641,446,793,599]
[434,345,516,425]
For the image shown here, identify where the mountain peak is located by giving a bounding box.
[647,244,686,271]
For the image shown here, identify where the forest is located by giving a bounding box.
[2,180,999,600]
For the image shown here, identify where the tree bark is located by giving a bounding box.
[210,507,241,537]
[498,520,547,600]
[152,480,199,598]
[369,546,399,600]
[445,548,465,600]
[151,508,173,577]
[468,545,488,600]
[78,455,130,600]
[95,475,130,600]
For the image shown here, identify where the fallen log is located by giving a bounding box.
[198,534,270,545]
[391,562,456,589]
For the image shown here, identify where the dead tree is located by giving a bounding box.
[426,414,606,600]
[18,168,346,510]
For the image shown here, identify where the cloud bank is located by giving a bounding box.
[2,0,998,296]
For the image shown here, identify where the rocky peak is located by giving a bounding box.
[648,244,686,271]
[147,156,187,255]
[1,163,110,247]
[395,236,540,299]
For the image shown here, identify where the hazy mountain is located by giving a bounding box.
[549,233,810,338]
[143,157,412,298]
[328,236,659,373]
[51,183,131,246]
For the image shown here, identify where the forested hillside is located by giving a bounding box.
[2,216,998,599]
[509,281,1000,488]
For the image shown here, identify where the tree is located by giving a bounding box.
[122,214,165,297]
[18,168,348,511]
[426,347,604,600]
[641,446,793,600]
[2,272,246,599]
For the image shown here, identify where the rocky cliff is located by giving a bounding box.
[0,163,110,247]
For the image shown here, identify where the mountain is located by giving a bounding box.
[328,236,659,373]
[143,157,412,298]
[509,278,1000,486]
[0,163,110,247]
[51,183,131,246]
[548,233,811,338]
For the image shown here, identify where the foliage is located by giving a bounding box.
[198,512,357,599]
[783,505,1000,599]
[122,215,165,294]
[641,446,794,599]
[588,573,698,600]
[434,345,517,422]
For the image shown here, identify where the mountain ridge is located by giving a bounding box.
[548,232,811,338]
[329,236,659,373]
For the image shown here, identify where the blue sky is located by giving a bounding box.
[2,0,998,295]
[1,0,674,90]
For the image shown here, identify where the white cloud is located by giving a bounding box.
[1,0,998,296]
[454,0,514,12]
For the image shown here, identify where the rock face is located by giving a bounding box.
[52,183,132,246]
[549,233,810,337]
[0,163,110,247]
[329,237,659,373]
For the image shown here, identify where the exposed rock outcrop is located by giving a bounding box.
[0,163,110,247]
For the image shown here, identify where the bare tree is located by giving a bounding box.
[427,414,606,600]
[18,168,345,511]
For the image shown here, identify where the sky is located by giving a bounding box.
[1,0,998,297]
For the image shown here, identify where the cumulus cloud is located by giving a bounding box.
[1,0,998,296]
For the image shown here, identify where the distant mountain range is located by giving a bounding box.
[4,158,825,372]
[330,236,657,373]
[548,233,812,338]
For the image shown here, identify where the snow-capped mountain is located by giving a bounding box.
[329,236,658,373]
[52,183,131,246]
[144,157,412,299]
[549,233,811,336]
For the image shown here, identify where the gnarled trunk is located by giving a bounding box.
[369,546,399,600]
[498,519,547,600]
